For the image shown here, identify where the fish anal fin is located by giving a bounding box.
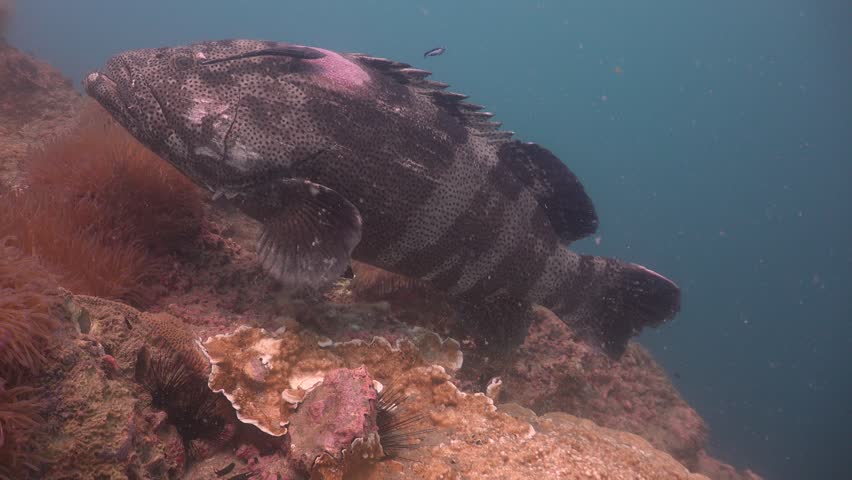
[254,179,363,291]
[497,140,598,243]
[450,293,534,384]
[454,292,534,353]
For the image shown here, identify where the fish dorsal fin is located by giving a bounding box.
[349,53,597,241]
[348,53,510,142]
[497,141,598,242]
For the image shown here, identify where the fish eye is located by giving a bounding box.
[171,55,196,71]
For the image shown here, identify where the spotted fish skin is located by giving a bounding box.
[84,39,681,356]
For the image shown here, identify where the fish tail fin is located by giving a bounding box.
[542,253,681,358]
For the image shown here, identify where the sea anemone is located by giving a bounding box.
[0,240,58,383]
[0,385,45,480]
[0,101,204,306]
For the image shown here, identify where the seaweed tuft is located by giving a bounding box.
[0,101,204,306]
[0,241,58,383]
[0,385,46,480]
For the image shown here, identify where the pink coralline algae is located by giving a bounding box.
[287,366,381,475]
[100,354,119,376]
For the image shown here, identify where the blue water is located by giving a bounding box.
[9,1,851,478]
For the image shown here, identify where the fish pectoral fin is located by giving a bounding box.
[257,179,363,291]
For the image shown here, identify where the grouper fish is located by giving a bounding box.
[83,39,681,357]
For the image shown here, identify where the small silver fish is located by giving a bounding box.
[423,46,446,57]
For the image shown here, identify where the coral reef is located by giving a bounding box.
[0,40,80,187]
[362,365,709,480]
[79,297,239,461]
[502,308,709,468]
[0,241,59,382]
[338,274,759,479]
[202,320,459,439]
[26,295,242,479]
[55,295,711,480]
[150,206,286,334]
[23,247,763,480]
[203,325,334,436]
[695,451,765,480]
[0,101,204,306]
[0,190,155,305]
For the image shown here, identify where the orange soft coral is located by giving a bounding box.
[0,385,45,480]
[0,241,58,383]
[0,101,204,306]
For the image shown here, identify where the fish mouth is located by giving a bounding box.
[83,70,115,95]
[84,70,126,116]
[83,56,135,121]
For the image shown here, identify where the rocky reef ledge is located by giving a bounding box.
[32,293,706,480]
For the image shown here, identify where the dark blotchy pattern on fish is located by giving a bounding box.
[83,39,680,356]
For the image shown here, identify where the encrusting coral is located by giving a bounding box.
[33,277,756,480]
[0,101,204,306]
[0,240,59,383]
[32,295,243,479]
[287,367,383,475]
[201,323,461,439]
